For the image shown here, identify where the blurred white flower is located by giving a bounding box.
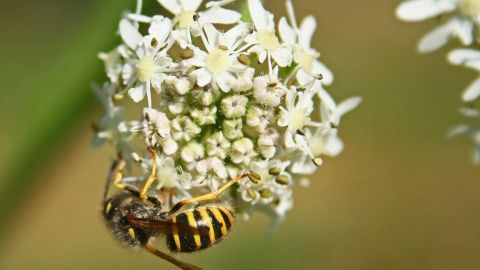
[448,48,480,102]
[396,0,480,53]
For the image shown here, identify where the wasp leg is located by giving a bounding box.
[144,244,202,270]
[169,173,249,215]
[103,153,127,203]
[140,147,158,201]
[113,159,127,190]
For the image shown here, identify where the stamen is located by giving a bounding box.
[248,171,261,184]
[275,175,289,185]
[260,188,273,199]
[269,167,281,175]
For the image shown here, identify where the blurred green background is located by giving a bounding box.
[0,0,479,269]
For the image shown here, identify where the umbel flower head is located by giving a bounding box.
[94,0,360,226]
[396,0,480,53]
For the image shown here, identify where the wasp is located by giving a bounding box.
[102,147,256,270]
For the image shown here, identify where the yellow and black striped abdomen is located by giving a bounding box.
[166,205,234,253]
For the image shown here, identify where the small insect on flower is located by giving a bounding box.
[103,148,260,270]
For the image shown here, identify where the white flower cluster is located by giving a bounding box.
[396,0,480,163]
[94,0,360,224]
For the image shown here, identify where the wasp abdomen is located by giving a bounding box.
[166,206,234,253]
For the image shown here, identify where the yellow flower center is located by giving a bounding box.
[295,48,315,73]
[206,48,231,74]
[288,108,307,132]
[459,0,480,17]
[257,30,281,51]
[136,57,155,83]
[175,11,196,29]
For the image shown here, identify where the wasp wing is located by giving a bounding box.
[127,216,210,236]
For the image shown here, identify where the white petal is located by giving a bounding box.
[127,13,153,23]
[448,124,470,137]
[119,19,143,49]
[151,73,168,93]
[289,155,316,175]
[296,69,313,85]
[278,17,296,44]
[448,48,480,70]
[253,45,268,63]
[312,60,334,86]
[193,68,213,87]
[318,87,337,111]
[459,107,480,117]
[128,84,146,102]
[149,16,172,45]
[324,135,344,157]
[299,15,317,49]
[180,0,203,12]
[248,0,274,30]
[335,97,362,119]
[173,29,191,49]
[395,0,456,22]
[455,19,474,46]
[462,77,480,102]
[200,7,241,25]
[157,0,182,14]
[162,139,178,155]
[284,132,297,148]
[204,24,220,49]
[196,160,208,175]
[222,23,246,49]
[271,46,293,67]
[216,72,236,92]
[212,159,228,178]
[418,19,456,53]
[474,147,480,164]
